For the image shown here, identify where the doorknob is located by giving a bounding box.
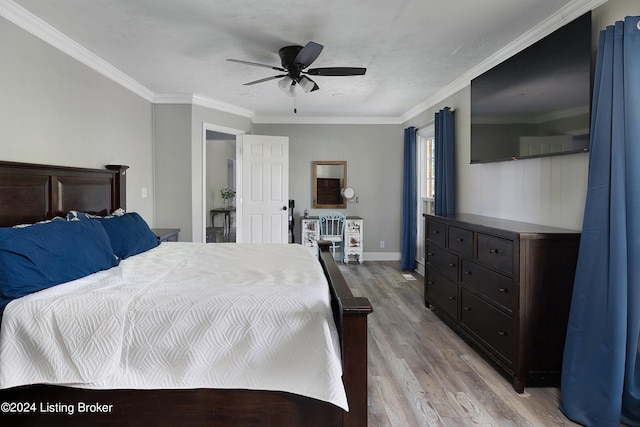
[282,206,288,210]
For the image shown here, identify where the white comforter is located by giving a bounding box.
[0,243,347,410]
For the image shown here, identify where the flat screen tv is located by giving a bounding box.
[470,12,592,163]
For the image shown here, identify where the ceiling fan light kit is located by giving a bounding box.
[227,41,366,108]
[298,76,316,93]
[278,76,295,96]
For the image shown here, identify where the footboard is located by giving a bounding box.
[318,241,373,427]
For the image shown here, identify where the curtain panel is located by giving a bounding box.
[560,16,640,427]
[401,127,417,271]
[434,107,455,216]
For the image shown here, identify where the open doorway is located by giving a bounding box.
[200,124,289,245]
[206,130,237,243]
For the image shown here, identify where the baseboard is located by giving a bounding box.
[362,252,401,261]
[415,260,425,277]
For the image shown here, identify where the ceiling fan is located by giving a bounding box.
[227,41,366,96]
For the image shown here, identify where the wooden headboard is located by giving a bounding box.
[0,161,128,227]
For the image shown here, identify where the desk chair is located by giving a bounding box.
[319,211,346,261]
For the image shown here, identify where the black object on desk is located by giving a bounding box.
[289,199,295,243]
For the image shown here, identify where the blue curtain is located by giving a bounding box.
[560,16,640,427]
[434,107,455,215]
[401,126,417,271]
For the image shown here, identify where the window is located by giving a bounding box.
[416,127,435,269]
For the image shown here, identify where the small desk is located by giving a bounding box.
[211,208,235,236]
[152,228,180,242]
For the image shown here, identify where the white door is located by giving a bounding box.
[237,134,289,243]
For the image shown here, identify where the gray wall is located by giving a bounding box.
[0,15,154,222]
[254,123,403,257]
[153,104,192,237]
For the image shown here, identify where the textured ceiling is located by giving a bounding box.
[8,0,593,120]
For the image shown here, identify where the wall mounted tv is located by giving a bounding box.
[470,12,592,163]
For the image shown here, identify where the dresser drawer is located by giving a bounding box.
[426,220,446,246]
[461,259,515,313]
[460,289,513,365]
[477,233,514,274]
[426,244,458,282]
[426,268,458,319]
[447,226,473,258]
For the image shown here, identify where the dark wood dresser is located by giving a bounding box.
[424,213,580,392]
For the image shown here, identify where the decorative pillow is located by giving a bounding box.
[0,220,120,315]
[66,208,125,221]
[97,212,159,259]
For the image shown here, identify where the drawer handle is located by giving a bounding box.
[489,248,499,254]
[463,270,472,276]
[427,281,434,285]
[497,330,507,336]
[463,306,471,311]
[428,252,434,256]
[448,263,456,268]
[448,296,456,300]
[432,230,440,234]
[498,287,508,293]
[456,238,464,242]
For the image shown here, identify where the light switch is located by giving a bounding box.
[141,187,148,199]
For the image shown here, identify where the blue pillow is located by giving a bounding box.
[97,213,159,259]
[0,220,120,316]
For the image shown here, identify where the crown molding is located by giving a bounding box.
[0,0,256,119]
[3,0,608,126]
[252,116,402,125]
[0,0,155,102]
[192,94,255,119]
[1,1,392,124]
[154,93,255,119]
[401,0,609,123]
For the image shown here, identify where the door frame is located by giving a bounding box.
[201,122,245,243]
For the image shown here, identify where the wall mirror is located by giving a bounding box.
[313,161,347,209]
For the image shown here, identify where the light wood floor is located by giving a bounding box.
[338,261,581,427]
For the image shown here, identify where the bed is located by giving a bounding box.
[0,161,372,427]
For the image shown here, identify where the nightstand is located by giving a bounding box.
[152,228,180,242]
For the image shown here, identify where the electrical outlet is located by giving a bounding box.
[380,240,385,248]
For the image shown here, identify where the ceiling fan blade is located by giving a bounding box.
[227,58,285,72]
[306,67,367,76]
[243,75,287,85]
[293,41,323,69]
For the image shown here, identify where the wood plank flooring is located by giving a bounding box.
[338,261,580,427]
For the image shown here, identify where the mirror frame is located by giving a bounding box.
[313,160,347,209]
